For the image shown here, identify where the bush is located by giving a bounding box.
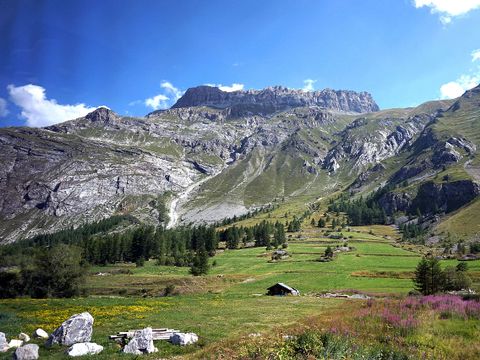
[0,271,22,298]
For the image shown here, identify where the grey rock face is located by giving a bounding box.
[431,137,476,168]
[46,312,94,347]
[172,85,379,114]
[350,163,386,191]
[66,342,103,357]
[378,192,412,215]
[322,114,431,174]
[412,180,480,214]
[13,344,39,360]
[123,327,157,354]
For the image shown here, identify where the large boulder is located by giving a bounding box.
[13,344,39,360]
[32,329,48,339]
[123,327,157,355]
[170,332,199,346]
[46,312,94,347]
[0,332,8,352]
[66,342,103,357]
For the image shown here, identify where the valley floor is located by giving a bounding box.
[1,225,479,359]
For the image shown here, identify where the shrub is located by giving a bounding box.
[136,257,145,267]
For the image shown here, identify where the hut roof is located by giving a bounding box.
[267,282,298,292]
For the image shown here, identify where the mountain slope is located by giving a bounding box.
[0,85,479,244]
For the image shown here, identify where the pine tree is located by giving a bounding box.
[414,257,430,295]
[324,246,334,258]
[190,248,210,276]
[414,257,445,295]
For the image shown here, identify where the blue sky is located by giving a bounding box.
[1,0,480,127]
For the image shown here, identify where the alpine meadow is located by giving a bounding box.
[1,1,480,359]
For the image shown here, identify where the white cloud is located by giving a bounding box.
[7,84,96,127]
[0,98,8,117]
[302,79,317,92]
[472,49,480,62]
[144,81,184,110]
[160,81,183,101]
[414,0,480,23]
[206,83,244,92]
[145,94,169,110]
[440,74,480,99]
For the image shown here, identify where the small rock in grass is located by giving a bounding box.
[0,332,9,352]
[8,339,23,348]
[66,342,104,357]
[18,333,30,342]
[13,344,39,360]
[32,329,48,339]
[170,332,198,346]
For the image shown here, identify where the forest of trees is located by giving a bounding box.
[399,223,426,241]
[327,186,390,226]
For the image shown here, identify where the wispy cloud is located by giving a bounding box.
[413,0,480,24]
[302,79,317,92]
[0,98,8,117]
[472,49,480,62]
[7,84,96,127]
[144,81,184,110]
[206,83,244,92]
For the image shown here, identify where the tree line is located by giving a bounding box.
[218,220,287,249]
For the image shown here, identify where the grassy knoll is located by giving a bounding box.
[1,226,479,359]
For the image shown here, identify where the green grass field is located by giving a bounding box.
[1,226,479,359]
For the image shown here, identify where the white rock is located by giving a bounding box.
[8,339,23,348]
[0,332,9,352]
[66,342,104,357]
[32,328,49,339]
[170,332,198,346]
[123,327,157,354]
[18,333,30,342]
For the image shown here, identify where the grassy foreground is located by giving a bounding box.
[1,226,479,359]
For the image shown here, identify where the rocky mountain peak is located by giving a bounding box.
[85,107,118,123]
[172,85,380,114]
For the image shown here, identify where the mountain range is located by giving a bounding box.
[1,84,479,243]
